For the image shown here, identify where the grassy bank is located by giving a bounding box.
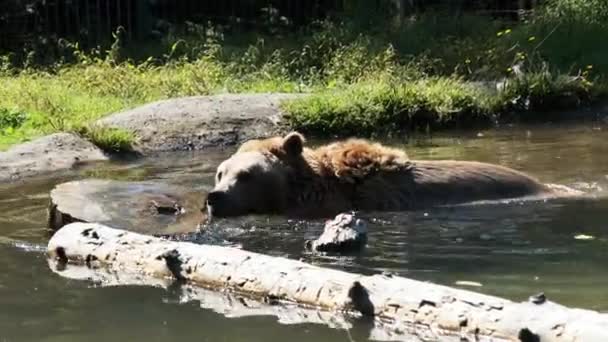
[284,71,604,136]
[1,0,607,150]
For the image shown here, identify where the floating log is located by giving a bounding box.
[48,223,608,342]
[47,260,439,342]
[47,179,206,235]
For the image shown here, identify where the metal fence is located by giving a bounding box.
[0,0,541,53]
[0,0,346,51]
[1,0,134,51]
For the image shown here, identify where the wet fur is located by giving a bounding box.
[216,132,558,218]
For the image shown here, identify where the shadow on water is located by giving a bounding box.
[1,123,608,341]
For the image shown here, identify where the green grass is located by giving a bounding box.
[283,78,494,135]
[284,70,604,135]
[0,72,131,150]
[1,0,607,150]
[74,125,136,153]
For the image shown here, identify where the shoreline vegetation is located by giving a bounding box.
[1,0,607,152]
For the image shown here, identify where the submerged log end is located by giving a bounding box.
[47,201,84,232]
[48,223,179,279]
[47,179,206,235]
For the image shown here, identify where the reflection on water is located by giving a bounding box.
[1,124,608,341]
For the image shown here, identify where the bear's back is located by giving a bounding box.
[351,160,549,211]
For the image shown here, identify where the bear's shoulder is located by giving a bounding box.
[312,139,410,183]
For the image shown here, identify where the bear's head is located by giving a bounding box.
[205,132,306,217]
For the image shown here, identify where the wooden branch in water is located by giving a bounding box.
[48,223,608,342]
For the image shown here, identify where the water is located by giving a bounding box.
[2,123,608,341]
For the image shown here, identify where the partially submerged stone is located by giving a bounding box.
[0,133,108,183]
[48,179,206,235]
[305,212,368,253]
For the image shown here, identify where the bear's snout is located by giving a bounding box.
[206,190,244,217]
[206,191,226,207]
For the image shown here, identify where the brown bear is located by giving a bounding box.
[205,132,579,218]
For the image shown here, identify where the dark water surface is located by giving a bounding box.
[2,124,608,341]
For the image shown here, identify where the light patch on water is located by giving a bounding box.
[570,181,605,193]
[0,236,46,253]
[454,280,483,287]
[574,234,596,241]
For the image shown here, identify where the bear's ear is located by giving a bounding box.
[282,132,305,156]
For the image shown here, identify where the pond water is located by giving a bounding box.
[2,123,608,341]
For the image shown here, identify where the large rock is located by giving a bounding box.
[0,133,108,183]
[98,93,303,153]
[48,179,207,235]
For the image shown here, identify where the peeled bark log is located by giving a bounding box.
[47,260,444,342]
[46,262,492,342]
[47,179,206,235]
[48,223,608,342]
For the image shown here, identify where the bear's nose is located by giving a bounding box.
[206,191,226,207]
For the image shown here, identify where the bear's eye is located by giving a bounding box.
[217,171,223,182]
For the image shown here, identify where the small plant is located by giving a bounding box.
[0,108,28,130]
[107,26,127,64]
[74,125,136,153]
